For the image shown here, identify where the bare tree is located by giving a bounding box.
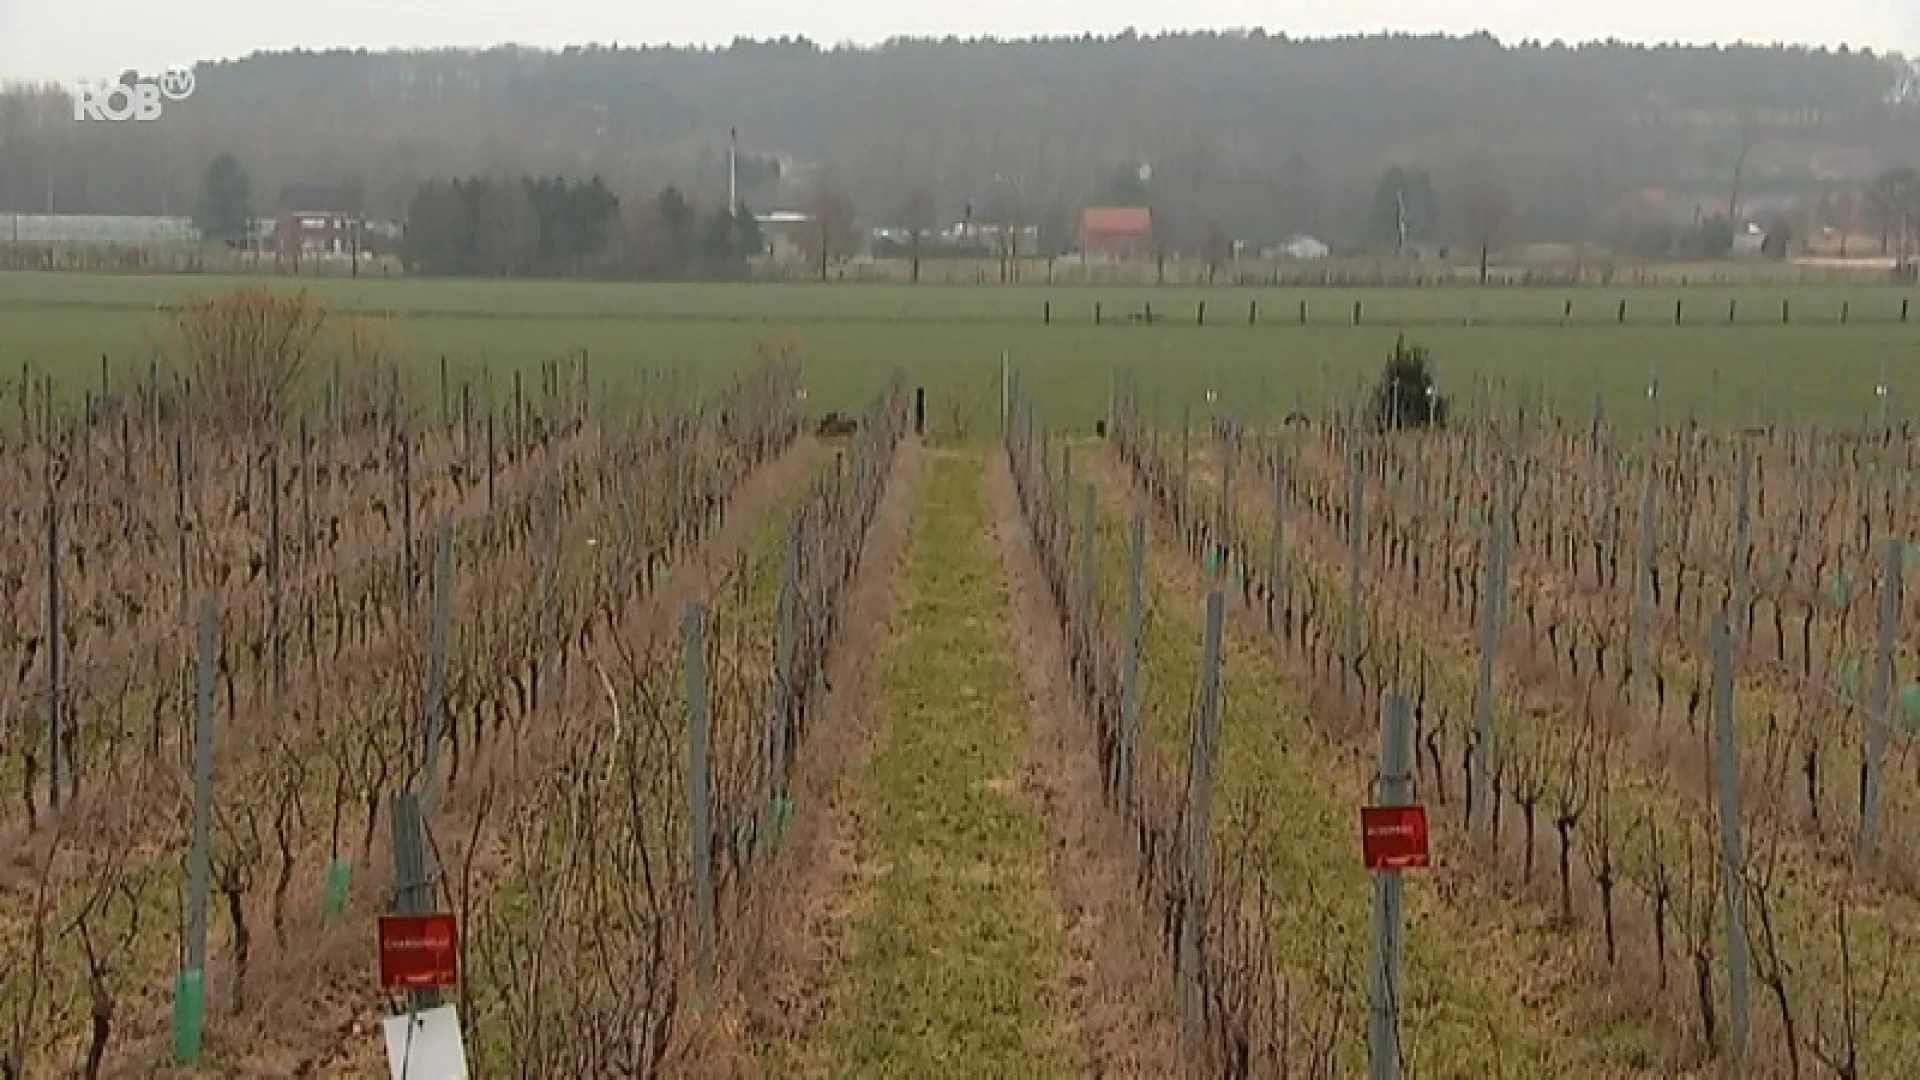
[1726,109,1758,226]
[1203,220,1231,284]
[1459,156,1514,285]
[805,187,859,280]
[900,187,936,284]
[1864,167,1920,264]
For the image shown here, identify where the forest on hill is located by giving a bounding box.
[3,32,1919,252]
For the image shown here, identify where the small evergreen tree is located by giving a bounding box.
[194,153,254,248]
[1369,335,1448,432]
[1761,220,1793,259]
[702,207,738,264]
[735,203,765,258]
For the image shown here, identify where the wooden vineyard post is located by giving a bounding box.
[772,518,799,809]
[1862,534,1902,853]
[373,517,462,1024]
[1217,436,1234,578]
[809,501,830,711]
[1633,463,1657,719]
[398,426,415,608]
[421,521,453,815]
[1596,440,1618,588]
[174,435,190,613]
[536,476,561,715]
[386,366,402,443]
[1106,366,1116,439]
[1178,590,1226,1056]
[1729,446,1751,646]
[1180,406,1192,532]
[1711,615,1751,1061]
[578,348,591,430]
[147,354,160,462]
[386,793,440,1012]
[316,442,345,916]
[1062,444,1075,569]
[44,485,61,811]
[485,404,497,517]
[1409,442,1426,512]
[1471,463,1509,835]
[1023,398,1036,488]
[684,602,717,1003]
[1006,351,1021,440]
[1269,446,1287,631]
[1366,691,1426,1080]
[174,596,218,1063]
[539,359,553,442]
[1345,423,1364,693]
[120,410,133,490]
[269,448,284,697]
[1079,483,1096,662]
[299,419,315,570]
[513,369,524,450]
[1044,422,1059,534]
[330,349,342,441]
[1119,513,1146,811]
[81,392,93,502]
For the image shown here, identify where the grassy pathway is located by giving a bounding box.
[819,450,1080,1077]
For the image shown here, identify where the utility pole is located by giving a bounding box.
[1396,188,1408,256]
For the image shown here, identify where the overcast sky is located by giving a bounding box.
[2,0,1916,83]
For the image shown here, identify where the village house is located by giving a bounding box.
[754,210,815,262]
[273,184,366,261]
[1079,206,1154,260]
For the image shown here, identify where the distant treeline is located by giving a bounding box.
[400,176,765,279]
[4,34,1918,254]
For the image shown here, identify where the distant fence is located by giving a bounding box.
[1044,293,1920,329]
[749,254,1914,288]
[0,244,405,277]
[5,291,1914,334]
[4,241,1913,310]
[7,293,1907,334]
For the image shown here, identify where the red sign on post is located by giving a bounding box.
[1360,806,1431,870]
[379,913,459,990]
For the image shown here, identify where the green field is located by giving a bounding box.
[3,271,1918,430]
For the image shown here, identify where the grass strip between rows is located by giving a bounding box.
[822,450,1079,1077]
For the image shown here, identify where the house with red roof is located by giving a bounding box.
[1080,206,1154,260]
